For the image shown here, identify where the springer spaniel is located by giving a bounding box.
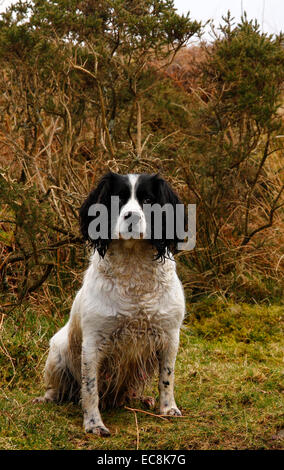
[35,172,186,436]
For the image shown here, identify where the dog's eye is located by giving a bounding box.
[143,198,153,205]
[118,194,127,204]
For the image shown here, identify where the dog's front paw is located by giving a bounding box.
[84,420,111,436]
[160,406,182,416]
[166,407,182,416]
[89,425,111,437]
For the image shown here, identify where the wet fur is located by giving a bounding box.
[36,173,186,435]
[44,311,168,408]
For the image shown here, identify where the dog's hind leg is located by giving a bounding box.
[125,390,156,409]
[140,395,155,409]
[34,324,75,404]
[33,349,63,403]
[33,387,58,403]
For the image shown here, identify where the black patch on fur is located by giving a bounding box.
[136,174,186,262]
[80,172,186,260]
[162,380,170,387]
[86,377,96,393]
[79,172,130,257]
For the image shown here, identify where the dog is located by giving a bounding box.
[35,172,186,436]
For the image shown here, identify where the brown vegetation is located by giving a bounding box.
[0,5,283,316]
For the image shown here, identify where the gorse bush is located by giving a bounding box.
[0,0,201,308]
[171,14,284,300]
[0,2,283,312]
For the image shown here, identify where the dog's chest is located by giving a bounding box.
[115,263,163,300]
[83,249,183,345]
[100,255,173,312]
[91,253,178,339]
[99,309,168,356]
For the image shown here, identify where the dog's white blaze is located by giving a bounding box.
[128,173,139,198]
[116,174,146,238]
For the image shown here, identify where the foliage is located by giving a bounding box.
[186,298,283,343]
[0,0,200,309]
[0,5,283,310]
[172,14,284,300]
[0,5,283,450]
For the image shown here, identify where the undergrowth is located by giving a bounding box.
[0,299,283,450]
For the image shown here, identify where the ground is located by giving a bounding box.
[0,299,283,450]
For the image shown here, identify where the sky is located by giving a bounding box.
[0,0,283,40]
[175,0,284,40]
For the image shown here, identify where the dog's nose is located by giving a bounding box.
[124,212,141,224]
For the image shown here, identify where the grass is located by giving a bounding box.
[0,299,283,450]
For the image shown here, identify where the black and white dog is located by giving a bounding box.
[35,172,186,436]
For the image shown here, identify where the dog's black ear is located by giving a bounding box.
[79,172,114,257]
[154,174,182,207]
[151,175,186,261]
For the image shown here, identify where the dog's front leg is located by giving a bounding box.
[159,329,182,416]
[81,335,110,436]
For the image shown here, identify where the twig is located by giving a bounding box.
[125,406,168,421]
[241,183,284,246]
[124,405,189,420]
[70,62,115,159]
[243,134,270,241]
[132,410,140,450]
[3,236,82,266]
[136,100,142,158]
[26,263,54,294]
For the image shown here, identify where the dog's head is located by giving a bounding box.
[79,172,186,260]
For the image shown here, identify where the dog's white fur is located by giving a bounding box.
[36,175,185,436]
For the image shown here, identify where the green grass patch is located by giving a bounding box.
[0,300,283,449]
